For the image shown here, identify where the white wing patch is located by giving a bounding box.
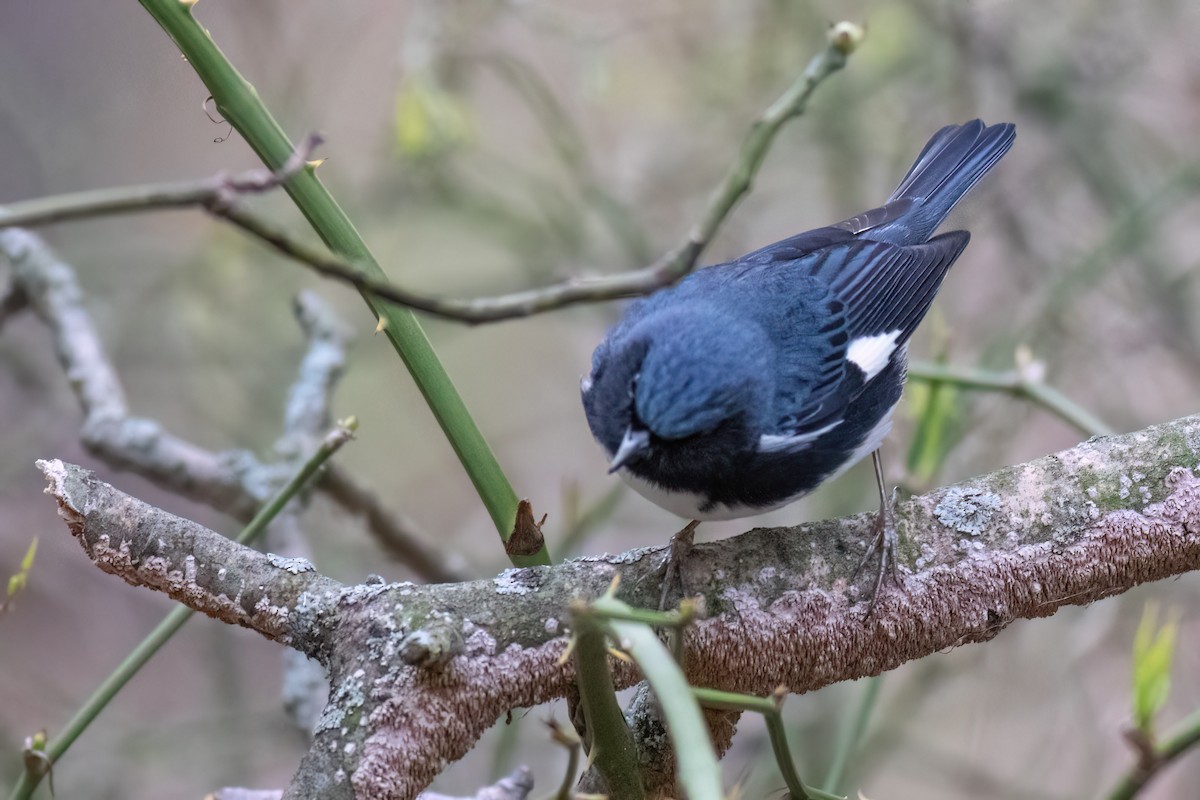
[846,330,902,380]
[580,373,594,394]
[757,420,842,453]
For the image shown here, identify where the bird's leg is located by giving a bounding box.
[852,450,902,614]
[659,519,700,611]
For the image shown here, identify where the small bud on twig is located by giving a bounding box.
[828,21,866,55]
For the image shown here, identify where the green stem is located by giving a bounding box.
[136,0,546,566]
[691,687,845,800]
[571,622,646,800]
[8,422,355,800]
[596,597,724,800]
[907,361,1114,438]
[822,675,882,794]
[1108,708,1200,800]
[583,602,696,629]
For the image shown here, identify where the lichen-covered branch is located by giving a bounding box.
[211,766,535,800]
[38,415,1200,799]
[38,459,344,653]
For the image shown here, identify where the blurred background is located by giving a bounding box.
[2,0,1200,798]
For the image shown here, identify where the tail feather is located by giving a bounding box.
[831,119,1015,246]
[884,119,1016,240]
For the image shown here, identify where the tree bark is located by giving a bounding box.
[38,413,1200,799]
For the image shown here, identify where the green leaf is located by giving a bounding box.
[1132,601,1179,734]
[6,537,38,600]
[394,73,472,159]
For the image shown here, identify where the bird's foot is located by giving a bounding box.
[659,520,700,611]
[852,487,903,616]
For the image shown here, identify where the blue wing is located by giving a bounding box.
[730,232,970,444]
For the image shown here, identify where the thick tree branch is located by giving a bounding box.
[38,458,345,653]
[212,766,534,800]
[37,414,1200,799]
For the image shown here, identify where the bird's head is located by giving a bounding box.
[582,305,775,476]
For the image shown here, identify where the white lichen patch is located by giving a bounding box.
[493,567,545,595]
[338,581,392,606]
[253,594,290,626]
[462,619,498,657]
[806,556,831,581]
[934,486,1003,536]
[578,546,660,566]
[317,670,367,734]
[720,587,762,617]
[544,617,559,634]
[292,591,327,641]
[267,553,315,574]
[606,545,660,565]
[1014,465,1051,529]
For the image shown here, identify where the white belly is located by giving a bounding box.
[617,469,797,521]
[613,407,896,521]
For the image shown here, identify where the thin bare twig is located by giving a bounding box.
[0,29,853,324]
[0,135,321,229]
[319,463,467,584]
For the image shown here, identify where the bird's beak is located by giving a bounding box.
[608,427,651,474]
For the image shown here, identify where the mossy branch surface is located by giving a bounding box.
[29,414,1200,798]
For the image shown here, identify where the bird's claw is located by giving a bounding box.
[853,486,903,616]
[659,520,699,611]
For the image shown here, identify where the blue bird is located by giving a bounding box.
[581,119,1016,604]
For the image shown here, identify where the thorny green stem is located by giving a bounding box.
[571,618,646,800]
[692,688,845,800]
[136,0,547,566]
[595,596,724,800]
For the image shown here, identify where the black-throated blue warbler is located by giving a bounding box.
[581,119,1015,605]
